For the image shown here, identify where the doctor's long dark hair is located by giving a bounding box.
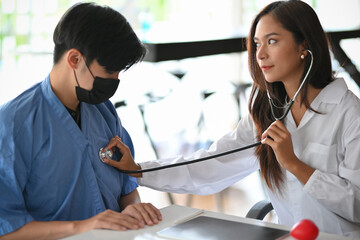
[247,0,333,192]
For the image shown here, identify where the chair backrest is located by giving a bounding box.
[246,200,274,220]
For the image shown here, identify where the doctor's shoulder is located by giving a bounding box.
[339,86,360,118]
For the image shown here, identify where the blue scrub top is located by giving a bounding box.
[0,76,138,235]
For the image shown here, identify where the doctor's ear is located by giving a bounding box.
[300,48,310,60]
[300,41,309,60]
[66,49,82,69]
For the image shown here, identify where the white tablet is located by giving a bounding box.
[157,216,289,240]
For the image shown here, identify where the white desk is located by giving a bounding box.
[62,205,355,240]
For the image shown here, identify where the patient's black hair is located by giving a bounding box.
[53,2,146,72]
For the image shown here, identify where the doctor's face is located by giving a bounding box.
[254,14,305,86]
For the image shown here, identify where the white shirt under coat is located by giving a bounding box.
[138,78,360,238]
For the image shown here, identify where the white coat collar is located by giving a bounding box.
[285,78,347,129]
[311,78,347,108]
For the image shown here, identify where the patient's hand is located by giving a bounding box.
[121,203,162,227]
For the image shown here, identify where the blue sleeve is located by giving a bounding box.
[0,107,34,235]
[119,126,138,195]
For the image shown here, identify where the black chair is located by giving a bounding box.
[246,200,274,220]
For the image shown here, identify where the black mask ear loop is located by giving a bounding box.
[73,59,94,88]
[84,61,95,79]
[73,70,80,87]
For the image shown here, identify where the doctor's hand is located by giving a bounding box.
[102,136,143,177]
[261,120,298,171]
[261,120,315,184]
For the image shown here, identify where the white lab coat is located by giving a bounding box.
[138,78,360,238]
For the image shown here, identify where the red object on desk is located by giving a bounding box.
[290,219,319,240]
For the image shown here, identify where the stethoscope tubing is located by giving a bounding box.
[114,50,314,174]
[118,141,262,174]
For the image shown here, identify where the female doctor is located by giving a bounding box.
[103,0,360,237]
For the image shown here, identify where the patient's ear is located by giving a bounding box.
[66,49,82,70]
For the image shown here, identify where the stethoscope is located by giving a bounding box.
[99,50,313,174]
[267,50,313,120]
[99,147,113,162]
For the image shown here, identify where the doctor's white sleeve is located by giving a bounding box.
[304,118,360,223]
[137,114,260,195]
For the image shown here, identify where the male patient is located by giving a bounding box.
[0,3,161,239]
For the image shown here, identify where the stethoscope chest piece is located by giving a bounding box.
[99,148,113,162]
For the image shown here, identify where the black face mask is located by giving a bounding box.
[74,65,120,105]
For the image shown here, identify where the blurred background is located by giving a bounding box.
[1,0,359,220]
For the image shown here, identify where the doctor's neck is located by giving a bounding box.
[283,82,320,106]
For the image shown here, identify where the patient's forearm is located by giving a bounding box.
[0,220,87,240]
[119,189,141,210]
